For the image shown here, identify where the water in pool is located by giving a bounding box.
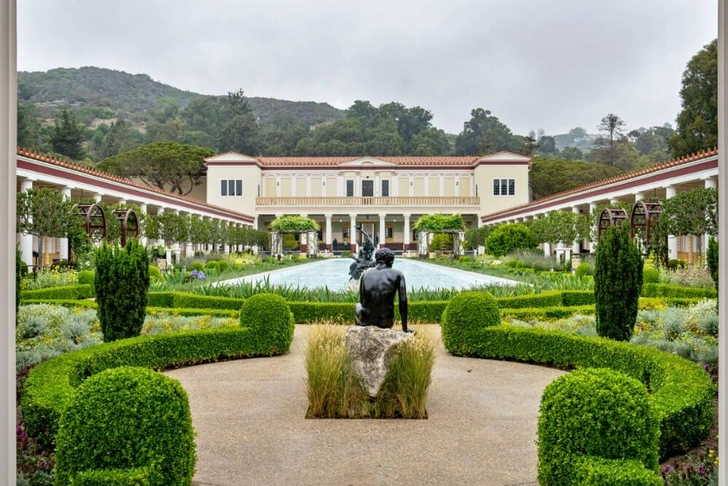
[221,257,518,291]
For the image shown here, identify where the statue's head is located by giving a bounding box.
[374,248,395,267]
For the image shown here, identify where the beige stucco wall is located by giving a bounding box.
[474,163,529,215]
[205,164,261,215]
[280,177,292,197]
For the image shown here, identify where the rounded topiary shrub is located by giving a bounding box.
[77,270,95,286]
[191,261,204,272]
[537,367,659,486]
[575,262,592,278]
[642,267,660,284]
[440,291,500,356]
[205,261,219,272]
[239,293,295,355]
[54,366,196,486]
[148,265,162,281]
[216,260,229,272]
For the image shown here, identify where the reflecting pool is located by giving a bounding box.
[221,258,519,291]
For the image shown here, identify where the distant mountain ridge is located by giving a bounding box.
[17,66,347,126]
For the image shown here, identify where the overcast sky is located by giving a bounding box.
[17,1,718,136]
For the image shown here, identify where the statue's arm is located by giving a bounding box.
[398,274,409,332]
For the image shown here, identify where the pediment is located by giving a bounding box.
[205,152,260,164]
[338,157,398,168]
[476,151,532,164]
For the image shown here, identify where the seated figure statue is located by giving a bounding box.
[355,248,411,333]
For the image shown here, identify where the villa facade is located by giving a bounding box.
[204,151,531,253]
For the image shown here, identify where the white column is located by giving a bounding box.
[665,186,678,260]
[403,213,411,247]
[378,213,386,248]
[589,202,598,253]
[392,174,399,196]
[704,176,717,189]
[94,193,102,203]
[1,1,16,480]
[118,198,127,206]
[324,213,332,246]
[19,178,33,266]
[59,186,72,260]
[571,206,581,256]
[609,197,619,205]
[299,214,308,250]
[634,192,644,202]
[138,203,148,247]
[717,0,727,478]
[355,174,361,196]
[349,214,358,251]
[374,173,380,196]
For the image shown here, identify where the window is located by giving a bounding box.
[221,179,243,196]
[346,180,354,197]
[385,227,393,238]
[343,228,351,238]
[493,178,515,196]
[381,180,389,197]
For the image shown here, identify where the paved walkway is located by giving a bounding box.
[167,325,564,486]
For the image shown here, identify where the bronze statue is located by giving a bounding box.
[355,248,411,332]
[348,226,376,282]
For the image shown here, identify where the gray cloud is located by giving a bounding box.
[18,0,717,136]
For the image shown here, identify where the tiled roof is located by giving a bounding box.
[16,147,255,221]
[256,156,481,166]
[481,148,719,219]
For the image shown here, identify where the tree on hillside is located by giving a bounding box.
[592,113,626,167]
[529,157,623,200]
[669,39,718,158]
[634,125,673,163]
[50,108,86,160]
[455,108,519,155]
[217,89,260,155]
[88,119,142,160]
[98,141,214,195]
[559,146,584,160]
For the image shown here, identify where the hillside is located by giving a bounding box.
[17,66,346,126]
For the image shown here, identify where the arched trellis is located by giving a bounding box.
[113,209,140,247]
[597,208,628,241]
[630,201,664,246]
[74,203,107,241]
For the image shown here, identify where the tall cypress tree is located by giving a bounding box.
[594,225,643,341]
[50,108,86,160]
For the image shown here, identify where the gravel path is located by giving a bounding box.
[167,325,564,486]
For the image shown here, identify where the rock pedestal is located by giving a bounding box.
[345,326,414,397]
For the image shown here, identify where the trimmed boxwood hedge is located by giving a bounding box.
[641,283,717,299]
[71,467,156,485]
[538,368,660,485]
[22,293,296,448]
[441,318,714,459]
[20,284,94,301]
[146,292,244,310]
[54,367,194,486]
[496,291,562,309]
[501,305,596,320]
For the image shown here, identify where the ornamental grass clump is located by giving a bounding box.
[305,325,434,419]
[594,225,643,341]
[94,240,150,342]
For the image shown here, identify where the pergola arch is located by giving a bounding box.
[629,201,664,246]
[113,208,140,247]
[73,203,107,241]
[597,208,627,241]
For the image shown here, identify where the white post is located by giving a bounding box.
[324,213,332,247]
[94,193,102,203]
[571,206,581,256]
[378,213,386,248]
[138,203,148,247]
[1,0,17,481]
[665,186,678,260]
[59,186,72,260]
[349,213,357,252]
[589,202,598,253]
[716,0,726,481]
[19,178,33,266]
[403,212,411,250]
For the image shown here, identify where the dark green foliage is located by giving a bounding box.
[495,291,562,309]
[146,292,244,310]
[16,246,26,313]
[54,367,195,486]
[538,368,660,485]
[94,241,150,342]
[641,283,716,299]
[594,225,643,341]
[501,305,595,321]
[642,268,660,284]
[484,224,537,257]
[530,157,624,200]
[205,261,219,272]
[22,326,259,445]
[77,270,95,286]
[707,238,719,298]
[50,108,85,160]
[440,291,500,355]
[20,284,94,301]
[575,262,592,278]
[190,261,204,272]
[440,324,714,459]
[216,260,229,272]
[71,467,156,485]
[559,291,596,306]
[239,293,295,355]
